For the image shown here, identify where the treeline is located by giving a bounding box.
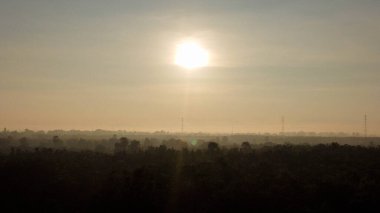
[1,129,378,152]
[0,142,380,212]
[1,133,379,156]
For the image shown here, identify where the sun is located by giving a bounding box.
[175,40,209,69]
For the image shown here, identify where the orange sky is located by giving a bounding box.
[0,1,379,135]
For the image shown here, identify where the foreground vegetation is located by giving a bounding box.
[1,143,380,212]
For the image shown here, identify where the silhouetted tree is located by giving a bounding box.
[130,140,140,152]
[19,137,29,150]
[120,137,129,145]
[95,144,106,153]
[207,142,219,152]
[240,141,252,153]
[114,137,129,155]
[52,135,64,148]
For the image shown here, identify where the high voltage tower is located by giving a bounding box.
[281,116,285,135]
[364,114,367,138]
[181,117,184,134]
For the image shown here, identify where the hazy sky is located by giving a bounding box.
[1,0,379,134]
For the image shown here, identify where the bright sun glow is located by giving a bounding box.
[175,41,209,69]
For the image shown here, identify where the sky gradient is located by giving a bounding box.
[1,0,379,134]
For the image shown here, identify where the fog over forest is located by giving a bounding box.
[1,129,380,212]
[1,128,378,154]
[1,0,380,212]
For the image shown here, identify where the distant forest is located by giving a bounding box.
[1,130,380,212]
[0,129,378,154]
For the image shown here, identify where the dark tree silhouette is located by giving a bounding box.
[240,141,252,153]
[52,135,64,148]
[114,137,129,154]
[130,140,140,152]
[1,136,380,213]
[207,141,219,152]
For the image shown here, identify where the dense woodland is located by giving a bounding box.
[1,132,380,212]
